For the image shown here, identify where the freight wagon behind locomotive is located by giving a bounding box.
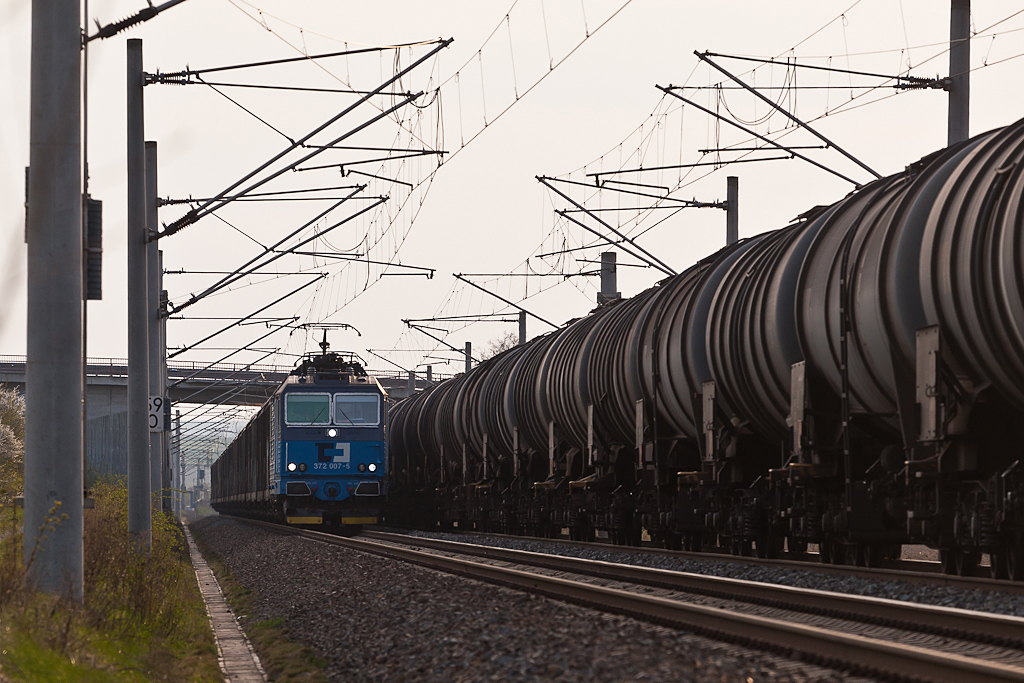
[212,337,387,527]
[387,117,1024,578]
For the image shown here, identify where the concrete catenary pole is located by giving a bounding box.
[127,39,151,550]
[948,0,970,146]
[146,141,164,509]
[726,176,739,245]
[598,252,619,304]
[171,409,181,515]
[464,341,472,374]
[24,0,84,600]
[161,266,171,512]
[518,310,526,346]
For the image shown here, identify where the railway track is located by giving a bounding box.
[385,526,1024,595]
[229,517,1024,682]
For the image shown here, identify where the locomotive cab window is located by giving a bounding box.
[333,394,380,427]
[284,393,331,425]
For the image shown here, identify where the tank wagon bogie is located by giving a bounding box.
[387,118,1024,579]
[211,342,388,529]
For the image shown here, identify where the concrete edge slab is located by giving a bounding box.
[182,523,266,683]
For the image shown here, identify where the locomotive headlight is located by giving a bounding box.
[327,428,338,438]
[298,463,307,472]
[287,462,297,472]
[368,463,377,472]
[358,463,367,472]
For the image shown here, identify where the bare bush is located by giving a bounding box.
[480,331,520,361]
[0,387,24,504]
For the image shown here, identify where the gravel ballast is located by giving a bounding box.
[190,516,862,682]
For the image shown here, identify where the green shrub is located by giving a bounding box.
[0,478,221,682]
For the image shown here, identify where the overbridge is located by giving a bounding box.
[1,355,451,480]
[0,355,446,418]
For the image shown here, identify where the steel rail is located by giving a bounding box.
[361,530,1024,646]
[402,527,1024,595]
[231,518,1024,683]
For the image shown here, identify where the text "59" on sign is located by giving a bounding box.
[149,395,166,432]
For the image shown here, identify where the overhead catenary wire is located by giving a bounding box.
[658,85,861,187]
[192,0,641,347]
[157,38,450,238]
[167,189,378,316]
[168,275,326,359]
[695,51,881,179]
[538,176,677,277]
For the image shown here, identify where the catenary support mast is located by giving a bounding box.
[726,176,738,245]
[948,0,970,145]
[146,141,164,512]
[24,0,84,600]
[127,39,151,550]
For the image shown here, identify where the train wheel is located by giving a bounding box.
[989,550,1009,580]
[831,540,849,565]
[787,538,808,555]
[730,537,752,556]
[756,534,783,559]
[956,549,980,577]
[1006,547,1024,581]
[861,542,885,568]
[819,539,833,564]
[627,520,643,547]
[940,548,958,575]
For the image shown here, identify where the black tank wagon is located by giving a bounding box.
[387,118,1024,578]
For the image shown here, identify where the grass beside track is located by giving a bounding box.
[0,480,222,682]
[188,516,329,683]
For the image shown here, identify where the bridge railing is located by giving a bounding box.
[0,355,457,384]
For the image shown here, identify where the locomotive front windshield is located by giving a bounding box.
[334,394,380,426]
[284,393,331,425]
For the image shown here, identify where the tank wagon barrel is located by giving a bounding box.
[387,118,1024,577]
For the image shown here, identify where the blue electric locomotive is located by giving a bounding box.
[211,338,388,527]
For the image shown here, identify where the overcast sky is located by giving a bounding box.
[3,0,1024,377]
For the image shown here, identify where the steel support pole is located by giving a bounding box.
[726,176,739,245]
[518,311,526,346]
[948,0,970,146]
[127,39,151,550]
[146,141,164,510]
[25,0,83,600]
[465,342,472,374]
